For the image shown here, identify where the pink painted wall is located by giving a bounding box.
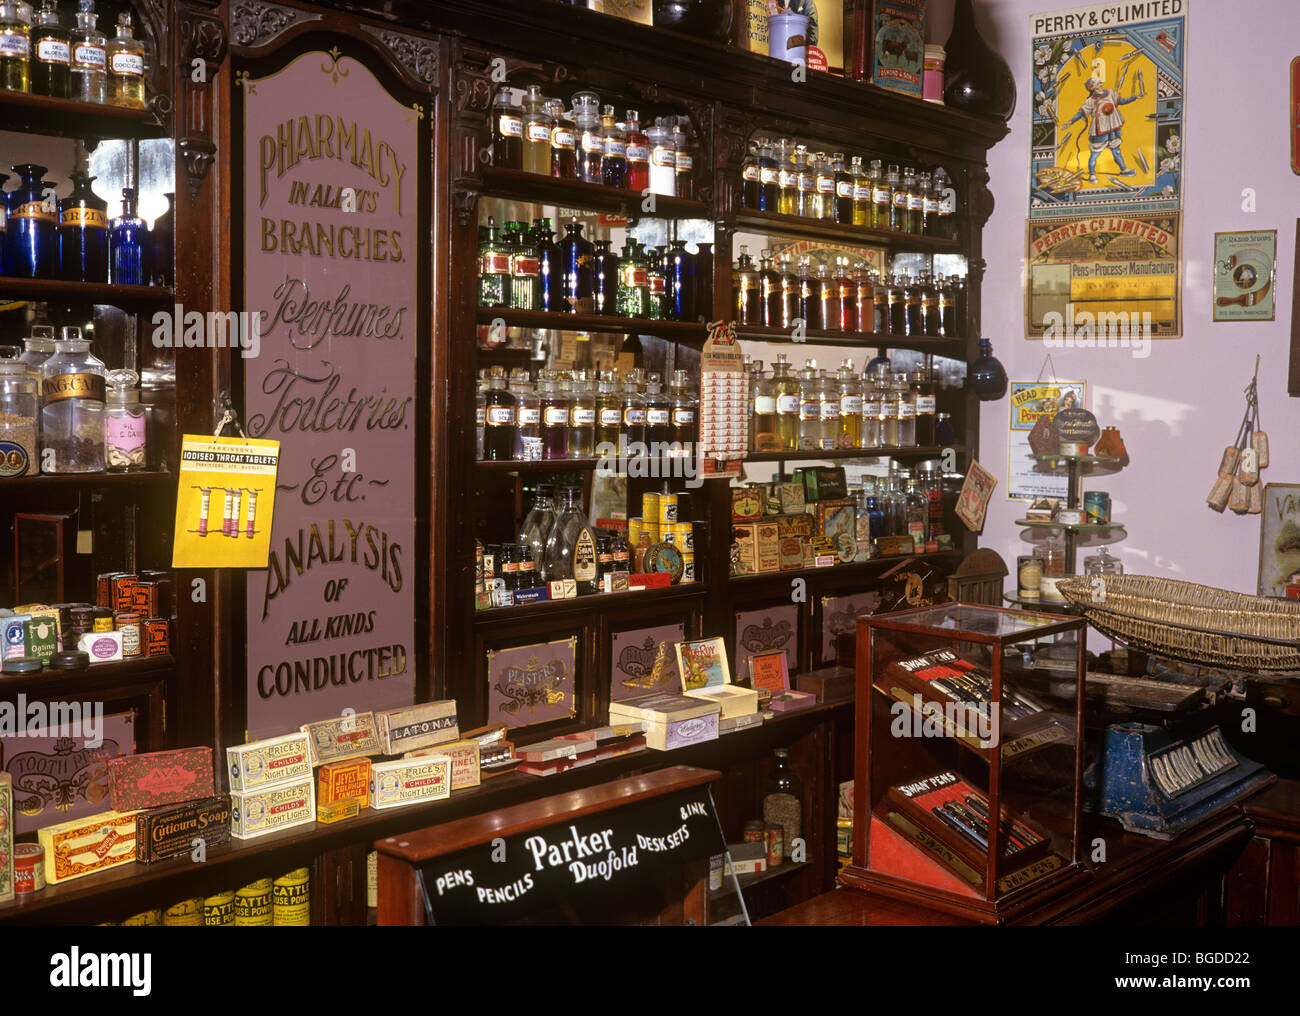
[939,0,1300,596]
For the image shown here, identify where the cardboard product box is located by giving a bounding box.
[776,513,814,539]
[776,481,806,514]
[817,498,858,563]
[724,841,768,876]
[317,757,372,809]
[609,693,721,751]
[683,683,760,720]
[0,772,12,902]
[23,615,58,665]
[755,521,781,573]
[796,665,856,703]
[732,523,759,576]
[370,756,451,809]
[227,732,313,793]
[374,699,459,755]
[300,711,382,766]
[718,711,765,735]
[316,798,359,824]
[108,746,215,812]
[731,487,763,523]
[406,738,481,790]
[230,778,315,840]
[135,796,232,863]
[39,809,142,884]
[779,535,806,571]
[796,465,847,502]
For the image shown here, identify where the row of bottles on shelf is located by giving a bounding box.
[748,356,950,453]
[492,84,698,198]
[0,1,145,107]
[0,324,146,476]
[734,245,966,337]
[478,216,712,321]
[478,365,697,462]
[856,465,952,549]
[741,139,957,239]
[1,162,171,284]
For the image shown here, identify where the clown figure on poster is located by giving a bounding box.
[1065,74,1145,183]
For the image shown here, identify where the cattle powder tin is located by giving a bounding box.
[272,867,310,926]
[203,891,235,926]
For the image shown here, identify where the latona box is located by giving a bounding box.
[108,746,215,811]
[300,711,382,765]
[230,777,315,840]
[375,699,459,755]
[369,756,451,809]
[227,732,313,793]
[135,796,232,863]
[39,809,142,884]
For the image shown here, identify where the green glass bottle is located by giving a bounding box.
[478,216,510,308]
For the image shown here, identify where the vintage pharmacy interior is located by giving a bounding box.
[0,0,1298,929]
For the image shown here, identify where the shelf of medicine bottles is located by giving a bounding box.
[0,277,174,309]
[0,469,174,493]
[476,452,684,472]
[733,324,963,350]
[728,550,962,585]
[480,167,711,220]
[744,445,951,463]
[474,306,706,340]
[1014,518,1126,534]
[732,209,962,254]
[474,580,707,621]
[0,90,165,141]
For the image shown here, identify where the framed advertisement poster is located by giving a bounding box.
[609,622,685,703]
[1257,483,1300,597]
[1007,380,1086,501]
[487,637,578,730]
[1213,231,1277,322]
[733,605,797,683]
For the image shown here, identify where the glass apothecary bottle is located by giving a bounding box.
[560,221,593,314]
[538,371,570,460]
[758,248,780,327]
[775,138,797,215]
[109,186,148,285]
[521,85,551,176]
[771,354,800,452]
[106,10,144,109]
[673,122,697,200]
[837,358,862,449]
[59,169,108,282]
[492,86,523,170]
[796,255,820,329]
[860,367,882,448]
[762,749,803,861]
[647,121,676,196]
[794,144,814,217]
[912,368,936,446]
[869,159,889,231]
[741,140,760,209]
[798,359,820,451]
[624,109,650,191]
[0,0,31,94]
[644,373,671,446]
[895,374,916,446]
[757,138,778,211]
[544,486,598,593]
[573,92,603,184]
[594,369,622,448]
[886,164,905,232]
[482,365,517,461]
[31,0,69,98]
[669,368,697,450]
[600,106,627,188]
[512,368,542,461]
[547,98,577,179]
[475,370,487,459]
[70,0,106,103]
[104,368,145,472]
[620,369,646,447]
[849,155,868,226]
[751,359,777,452]
[519,484,557,582]
[8,163,56,279]
[477,216,509,307]
[733,244,759,325]
[903,167,922,234]
[40,327,105,474]
[568,370,596,456]
[0,361,38,479]
[832,153,852,224]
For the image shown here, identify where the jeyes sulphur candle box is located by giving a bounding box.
[230,777,315,840]
[134,795,232,863]
[227,731,313,793]
[317,757,372,809]
[369,756,451,810]
[39,809,142,884]
[108,746,215,811]
[374,699,459,755]
[299,711,382,765]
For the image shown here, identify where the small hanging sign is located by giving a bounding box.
[172,436,281,568]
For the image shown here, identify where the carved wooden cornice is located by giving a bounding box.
[230,0,322,50]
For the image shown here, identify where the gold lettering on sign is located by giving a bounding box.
[258,116,409,214]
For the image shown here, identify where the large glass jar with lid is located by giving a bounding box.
[104,367,146,472]
[797,359,820,451]
[0,361,38,478]
[40,326,105,473]
[17,323,56,379]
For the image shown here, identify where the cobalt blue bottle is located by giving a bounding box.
[666,238,690,322]
[7,164,57,279]
[109,186,148,285]
[0,171,9,276]
[532,217,561,314]
[58,170,108,282]
[559,220,593,314]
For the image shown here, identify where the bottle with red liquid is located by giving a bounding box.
[625,109,649,191]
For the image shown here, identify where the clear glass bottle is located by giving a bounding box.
[474,370,487,460]
[816,263,834,332]
[104,367,145,472]
[895,373,916,446]
[491,86,523,169]
[568,370,596,457]
[798,358,820,451]
[818,369,840,451]
[834,257,856,332]
[904,473,928,550]
[771,354,800,452]
[594,369,622,450]
[758,248,780,328]
[510,368,541,461]
[919,462,945,542]
[762,749,802,861]
[919,172,936,236]
[837,358,862,449]
[879,369,899,448]
[733,244,759,325]
[673,121,697,200]
[548,98,576,179]
[0,361,38,478]
[106,10,144,109]
[40,326,105,473]
[482,365,517,461]
[794,144,813,217]
[775,138,797,215]
[537,371,569,460]
[521,85,550,175]
[886,164,905,232]
[903,167,922,234]
[643,373,671,446]
[624,109,649,191]
[17,323,56,381]
[746,357,764,451]
[600,106,627,188]
[883,471,908,537]
[669,368,697,452]
[0,0,31,94]
[31,0,69,98]
[70,0,106,104]
[850,155,870,226]
[543,486,598,592]
[833,153,853,224]
[646,121,676,196]
[778,251,798,330]
[869,159,890,231]
[813,152,834,220]
[109,186,147,284]
[620,369,646,447]
[860,366,881,448]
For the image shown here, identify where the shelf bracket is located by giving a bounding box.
[178,3,229,200]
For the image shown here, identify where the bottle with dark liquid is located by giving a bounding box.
[482,366,517,461]
[666,237,690,322]
[952,275,968,336]
[733,245,759,326]
[31,1,70,98]
[492,87,523,170]
[778,252,798,329]
[912,368,936,446]
[854,264,874,335]
[549,99,577,179]
[903,274,923,336]
[538,371,570,460]
[937,275,956,337]
[533,218,561,313]
[58,169,107,282]
[757,138,778,211]
[816,263,836,332]
[8,163,56,278]
[151,191,174,286]
[560,220,593,313]
[593,239,614,315]
[600,106,627,188]
[917,273,937,336]
[741,140,760,209]
[834,258,856,333]
[796,256,820,329]
[885,274,906,335]
[644,246,666,321]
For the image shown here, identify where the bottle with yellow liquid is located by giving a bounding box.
[106,10,143,108]
[0,0,32,94]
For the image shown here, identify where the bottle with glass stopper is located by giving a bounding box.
[104,368,146,472]
[109,187,148,285]
[106,10,144,108]
[70,0,106,103]
[31,0,70,98]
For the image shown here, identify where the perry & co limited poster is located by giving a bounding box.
[1027,1,1186,338]
[241,46,422,736]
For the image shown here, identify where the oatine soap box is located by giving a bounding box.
[227,731,313,793]
[39,809,142,884]
[107,746,215,811]
[375,699,459,755]
[369,756,451,809]
[230,777,315,840]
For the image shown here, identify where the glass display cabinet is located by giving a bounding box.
[840,603,1089,922]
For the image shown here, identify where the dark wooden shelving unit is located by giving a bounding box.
[0,90,165,141]
[744,445,950,463]
[0,277,174,308]
[474,306,707,340]
[473,580,707,622]
[0,655,174,697]
[0,469,174,492]
[734,324,964,350]
[734,209,963,253]
[480,166,711,220]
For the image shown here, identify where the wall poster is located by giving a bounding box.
[1028,2,1186,339]
[487,637,578,730]
[1213,230,1277,322]
[1007,380,1087,501]
[240,42,427,737]
[1258,483,1300,598]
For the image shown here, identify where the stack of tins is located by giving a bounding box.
[111,870,311,926]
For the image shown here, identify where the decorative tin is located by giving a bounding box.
[163,897,204,926]
[13,842,44,895]
[227,731,312,793]
[1084,491,1111,524]
[369,756,451,809]
[134,796,232,864]
[272,867,311,926]
[38,809,142,884]
[299,711,382,766]
[235,878,273,926]
[107,746,214,812]
[122,909,161,926]
[1053,406,1099,455]
[203,891,235,926]
[229,777,315,840]
[731,487,762,522]
[374,699,459,755]
[317,757,372,809]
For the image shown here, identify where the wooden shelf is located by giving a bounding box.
[475,306,706,340]
[745,445,951,463]
[711,859,812,901]
[0,470,174,493]
[481,167,711,219]
[0,655,174,696]
[475,580,707,622]
[730,550,962,586]
[734,209,963,253]
[0,90,164,141]
[0,277,174,309]
[476,453,687,472]
[734,324,965,350]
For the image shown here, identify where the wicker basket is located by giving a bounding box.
[1057,574,1300,674]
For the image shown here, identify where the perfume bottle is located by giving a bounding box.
[104,368,146,472]
[59,169,108,282]
[106,11,144,109]
[0,0,30,94]
[70,0,106,104]
[8,163,57,278]
[109,187,148,285]
[31,0,69,98]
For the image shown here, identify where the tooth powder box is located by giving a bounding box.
[227,731,313,793]
[317,757,372,809]
[230,777,315,840]
[135,796,232,864]
[38,809,142,884]
[300,711,382,766]
[369,756,451,809]
[374,699,459,755]
[108,746,215,811]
